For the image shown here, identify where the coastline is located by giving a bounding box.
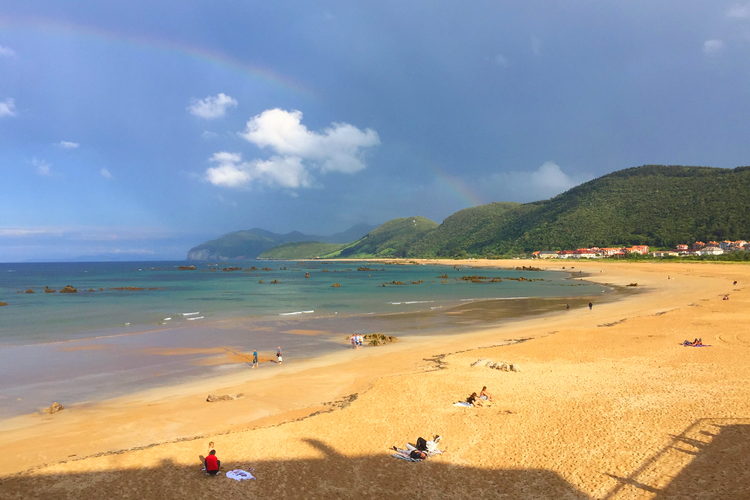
[2,259,749,498]
[0,264,608,419]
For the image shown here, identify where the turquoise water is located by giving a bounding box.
[0,260,604,345]
[0,260,608,417]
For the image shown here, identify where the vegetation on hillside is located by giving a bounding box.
[189,165,750,260]
[258,242,345,259]
[408,165,750,257]
[330,216,439,258]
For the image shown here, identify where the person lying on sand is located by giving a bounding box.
[681,338,704,346]
[392,435,442,460]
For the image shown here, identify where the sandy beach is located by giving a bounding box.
[1,259,749,499]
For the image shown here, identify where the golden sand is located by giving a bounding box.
[1,260,749,499]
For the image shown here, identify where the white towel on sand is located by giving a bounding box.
[453,401,472,407]
[226,469,256,481]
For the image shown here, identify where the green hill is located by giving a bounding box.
[408,165,750,256]
[188,165,750,261]
[407,202,523,257]
[258,242,345,259]
[331,216,439,258]
[186,224,375,260]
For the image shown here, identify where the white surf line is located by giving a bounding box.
[279,310,315,316]
[186,316,205,321]
[459,296,532,302]
[182,311,200,316]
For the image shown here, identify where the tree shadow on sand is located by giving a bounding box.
[1,438,587,499]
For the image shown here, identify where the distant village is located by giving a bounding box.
[532,240,750,259]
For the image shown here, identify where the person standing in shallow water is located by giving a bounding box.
[588,302,593,310]
[276,346,283,364]
[252,349,258,368]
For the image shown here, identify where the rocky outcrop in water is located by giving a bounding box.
[45,402,65,414]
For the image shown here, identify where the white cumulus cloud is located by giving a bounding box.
[703,39,725,55]
[58,140,80,149]
[32,158,51,176]
[529,161,576,193]
[204,151,312,189]
[187,93,238,119]
[727,3,750,19]
[205,108,379,189]
[100,168,113,179]
[0,98,16,117]
[0,45,15,57]
[480,161,580,202]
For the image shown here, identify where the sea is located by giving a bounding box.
[0,260,609,418]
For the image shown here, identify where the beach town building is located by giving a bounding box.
[625,245,650,255]
[695,246,724,256]
[651,250,680,257]
[535,251,560,259]
[532,239,747,259]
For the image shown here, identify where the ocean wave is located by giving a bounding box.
[186,316,205,321]
[279,310,315,316]
[182,312,200,316]
[460,296,531,302]
[389,300,436,305]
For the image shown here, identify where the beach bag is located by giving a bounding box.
[416,437,428,451]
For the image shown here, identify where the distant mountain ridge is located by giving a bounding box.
[186,223,377,261]
[406,165,750,257]
[189,165,750,260]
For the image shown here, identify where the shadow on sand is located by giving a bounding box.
[1,438,586,499]
[604,418,750,499]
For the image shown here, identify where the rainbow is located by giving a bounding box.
[429,164,485,208]
[0,13,313,97]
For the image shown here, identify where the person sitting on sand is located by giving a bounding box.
[467,392,484,407]
[479,386,493,401]
[694,338,703,346]
[203,449,221,475]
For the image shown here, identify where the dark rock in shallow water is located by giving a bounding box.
[0,301,7,306]
[59,285,78,293]
[45,402,64,414]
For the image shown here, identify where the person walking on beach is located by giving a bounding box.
[588,302,593,310]
[252,349,258,368]
[276,346,283,364]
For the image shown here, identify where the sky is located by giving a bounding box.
[2,1,750,261]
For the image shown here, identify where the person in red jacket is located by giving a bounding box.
[204,449,221,475]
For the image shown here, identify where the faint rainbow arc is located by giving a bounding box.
[0,14,314,97]
[429,164,485,208]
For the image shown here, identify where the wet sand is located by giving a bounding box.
[1,259,749,499]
